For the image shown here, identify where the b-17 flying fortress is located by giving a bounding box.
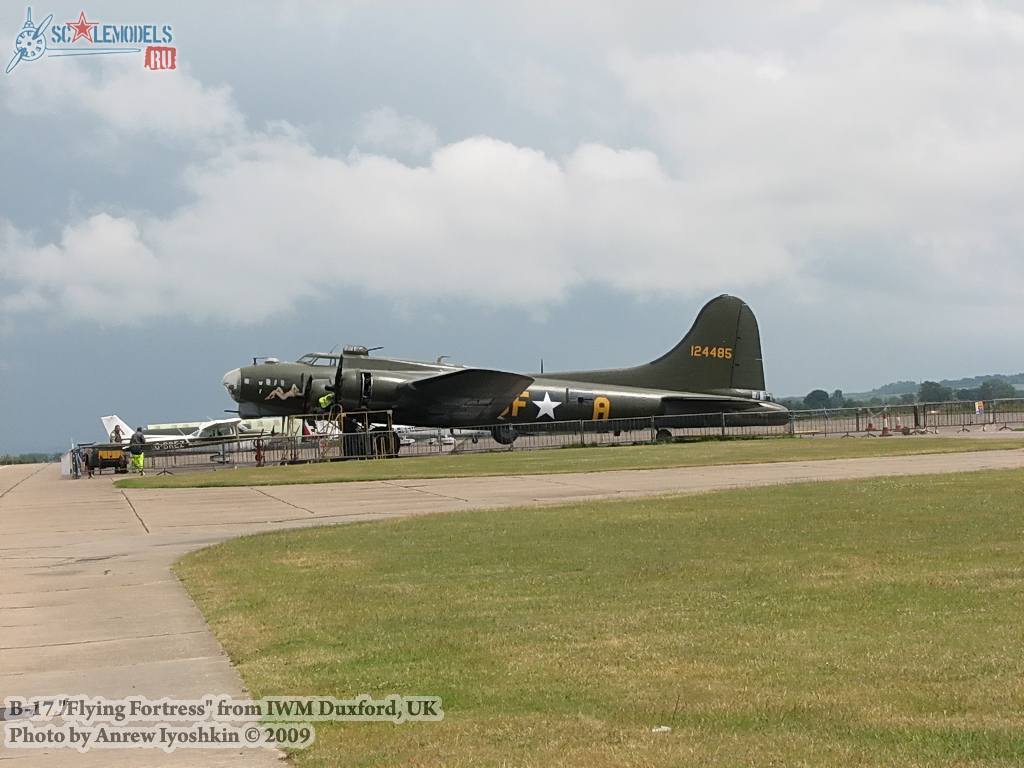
[221,294,787,443]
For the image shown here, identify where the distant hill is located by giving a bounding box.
[845,373,1024,401]
[868,380,918,397]
[933,373,1024,390]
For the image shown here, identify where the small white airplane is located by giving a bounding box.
[393,425,489,445]
[101,415,246,449]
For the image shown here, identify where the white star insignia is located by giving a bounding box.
[534,391,561,420]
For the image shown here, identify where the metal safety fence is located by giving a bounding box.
[132,397,1024,475]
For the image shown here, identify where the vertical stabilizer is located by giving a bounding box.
[544,295,767,393]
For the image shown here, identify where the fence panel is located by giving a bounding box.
[136,398,1024,474]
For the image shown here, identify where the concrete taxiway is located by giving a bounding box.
[2,444,1024,766]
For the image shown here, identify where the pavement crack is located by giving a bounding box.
[250,487,316,515]
[526,474,606,490]
[0,464,49,501]
[380,481,469,502]
[155,517,310,530]
[0,629,207,651]
[120,490,151,533]
[72,554,120,564]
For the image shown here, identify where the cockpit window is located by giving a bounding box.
[296,354,341,366]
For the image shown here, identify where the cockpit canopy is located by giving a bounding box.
[296,353,341,366]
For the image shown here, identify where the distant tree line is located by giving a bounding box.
[918,378,1018,403]
[0,453,61,465]
[784,377,1021,411]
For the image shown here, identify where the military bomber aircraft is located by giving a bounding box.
[221,294,788,444]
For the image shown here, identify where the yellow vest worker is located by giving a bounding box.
[128,427,147,476]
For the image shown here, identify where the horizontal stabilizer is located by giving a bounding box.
[658,393,755,416]
[660,393,739,403]
[398,369,534,424]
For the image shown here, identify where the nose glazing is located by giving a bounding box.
[222,368,241,401]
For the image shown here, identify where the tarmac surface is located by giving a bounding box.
[3,443,1024,766]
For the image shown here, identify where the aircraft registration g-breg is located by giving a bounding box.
[222,295,788,442]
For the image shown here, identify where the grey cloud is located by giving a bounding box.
[355,107,438,158]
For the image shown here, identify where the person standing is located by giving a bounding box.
[128,427,147,475]
[80,447,94,478]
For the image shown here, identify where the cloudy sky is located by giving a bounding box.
[2,1,1023,452]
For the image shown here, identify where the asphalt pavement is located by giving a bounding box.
[2,443,1023,766]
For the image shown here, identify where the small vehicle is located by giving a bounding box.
[95,444,128,473]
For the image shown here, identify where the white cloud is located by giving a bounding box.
[1,131,789,325]
[355,107,438,158]
[3,1,1024,331]
[607,2,1024,302]
[0,57,243,142]
[2,215,167,322]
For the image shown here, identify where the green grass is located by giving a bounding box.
[176,469,1024,767]
[121,436,1022,488]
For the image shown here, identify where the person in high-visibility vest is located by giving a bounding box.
[318,392,335,410]
[128,427,147,475]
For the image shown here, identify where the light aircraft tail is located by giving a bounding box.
[548,295,766,393]
[100,415,134,442]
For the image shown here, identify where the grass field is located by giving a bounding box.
[176,468,1024,767]
[122,436,1023,488]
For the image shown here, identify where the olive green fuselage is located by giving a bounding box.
[224,356,785,427]
[221,295,789,430]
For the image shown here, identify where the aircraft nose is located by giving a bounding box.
[222,368,241,402]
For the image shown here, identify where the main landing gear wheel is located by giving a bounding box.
[655,428,673,443]
[491,425,518,445]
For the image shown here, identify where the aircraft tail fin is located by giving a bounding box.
[546,295,766,393]
[100,415,134,442]
[641,294,766,393]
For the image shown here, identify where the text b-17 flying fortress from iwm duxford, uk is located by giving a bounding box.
[4,3,1024,768]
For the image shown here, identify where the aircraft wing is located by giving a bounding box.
[396,369,535,424]
[192,417,243,438]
